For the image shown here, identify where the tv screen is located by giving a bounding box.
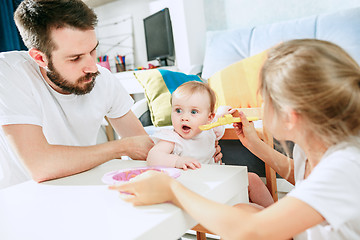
[143,8,175,66]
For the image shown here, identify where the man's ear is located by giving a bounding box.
[208,112,215,123]
[28,48,48,68]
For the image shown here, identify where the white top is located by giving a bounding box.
[152,127,224,164]
[0,51,133,189]
[289,143,360,240]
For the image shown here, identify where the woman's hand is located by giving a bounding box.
[231,110,262,150]
[108,171,176,206]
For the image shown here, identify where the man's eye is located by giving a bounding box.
[175,108,181,113]
[70,56,80,62]
[191,110,198,114]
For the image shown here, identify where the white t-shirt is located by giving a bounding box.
[0,51,133,189]
[151,126,224,164]
[288,143,360,240]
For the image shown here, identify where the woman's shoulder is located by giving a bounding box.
[323,142,360,168]
[289,143,360,233]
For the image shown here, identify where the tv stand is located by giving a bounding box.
[156,57,175,67]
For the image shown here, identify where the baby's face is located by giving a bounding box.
[171,92,213,139]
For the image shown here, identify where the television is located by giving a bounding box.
[143,8,175,66]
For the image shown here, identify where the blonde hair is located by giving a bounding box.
[260,39,360,146]
[172,81,216,113]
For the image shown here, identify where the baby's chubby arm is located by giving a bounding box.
[147,140,201,170]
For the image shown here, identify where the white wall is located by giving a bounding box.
[94,0,151,69]
[205,0,360,30]
[94,0,205,73]
[93,0,360,71]
[148,0,206,74]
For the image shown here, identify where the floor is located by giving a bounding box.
[181,233,198,240]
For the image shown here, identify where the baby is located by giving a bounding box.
[147,81,230,170]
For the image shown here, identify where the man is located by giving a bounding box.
[0,0,153,188]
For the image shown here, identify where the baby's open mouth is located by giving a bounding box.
[182,125,191,131]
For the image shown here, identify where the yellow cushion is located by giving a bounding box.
[134,69,202,127]
[208,50,268,109]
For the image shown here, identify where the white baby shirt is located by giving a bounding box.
[152,127,224,164]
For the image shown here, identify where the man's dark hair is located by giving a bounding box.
[14,0,98,57]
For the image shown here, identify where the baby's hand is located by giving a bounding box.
[215,105,232,119]
[175,157,201,170]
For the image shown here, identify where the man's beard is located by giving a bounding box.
[46,60,99,95]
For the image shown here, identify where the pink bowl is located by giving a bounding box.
[102,166,181,185]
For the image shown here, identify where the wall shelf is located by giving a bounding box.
[96,14,135,72]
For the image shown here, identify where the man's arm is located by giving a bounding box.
[2,111,153,183]
[108,110,155,160]
[108,110,148,137]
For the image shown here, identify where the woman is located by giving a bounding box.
[109,39,360,240]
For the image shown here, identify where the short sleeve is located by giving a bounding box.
[288,146,360,229]
[0,60,42,126]
[212,125,225,140]
[151,128,184,155]
[151,128,179,144]
[98,67,134,119]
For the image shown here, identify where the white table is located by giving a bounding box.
[0,160,248,240]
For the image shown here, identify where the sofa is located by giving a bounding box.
[133,7,360,181]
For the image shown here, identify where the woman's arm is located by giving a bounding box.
[245,135,295,184]
[110,171,324,240]
[147,140,201,170]
[234,111,295,184]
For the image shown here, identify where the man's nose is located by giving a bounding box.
[83,55,98,73]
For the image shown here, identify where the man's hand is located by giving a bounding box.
[214,140,223,163]
[120,135,154,160]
